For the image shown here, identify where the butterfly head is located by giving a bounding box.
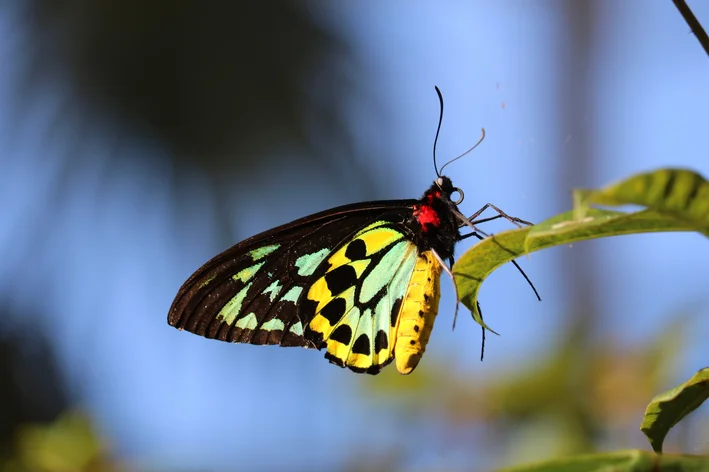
[435,176,464,205]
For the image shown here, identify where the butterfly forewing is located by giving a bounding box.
[167,201,421,363]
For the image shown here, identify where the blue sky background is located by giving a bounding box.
[2,2,708,471]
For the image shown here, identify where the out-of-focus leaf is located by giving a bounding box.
[574,168,709,237]
[640,367,709,453]
[358,308,692,462]
[526,209,697,246]
[453,209,696,331]
[12,410,119,472]
[497,449,709,472]
[0,328,70,460]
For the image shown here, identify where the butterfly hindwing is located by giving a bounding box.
[392,250,442,374]
[301,221,422,374]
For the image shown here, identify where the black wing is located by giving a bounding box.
[167,199,418,349]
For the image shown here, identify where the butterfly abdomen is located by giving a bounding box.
[393,250,442,374]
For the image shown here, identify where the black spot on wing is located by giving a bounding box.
[325,352,345,367]
[325,265,357,294]
[348,364,383,374]
[345,239,367,260]
[374,330,388,354]
[365,363,386,375]
[390,298,403,327]
[352,334,371,355]
[347,357,393,375]
[305,329,326,349]
[330,324,353,345]
[321,298,347,326]
[300,298,318,322]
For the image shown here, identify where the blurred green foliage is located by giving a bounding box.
[3,411,122,472]
[359,309,696,469]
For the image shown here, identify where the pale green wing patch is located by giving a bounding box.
[295,249,330,276]
[249,244,281,261]
[304,223,418,374]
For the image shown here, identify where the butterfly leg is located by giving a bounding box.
[458,202,533,240]
[467,203,534,228]
[458,231,541,302]
[477,301,486,361]
[438,248,487,361]
[455,203,532,240]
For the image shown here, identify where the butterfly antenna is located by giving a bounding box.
[433,86,445,178]
[438,128,486,176]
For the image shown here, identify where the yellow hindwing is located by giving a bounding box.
[306,222,420,374]
[393,250,442,375]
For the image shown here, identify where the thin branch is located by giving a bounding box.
[672,0,709,57]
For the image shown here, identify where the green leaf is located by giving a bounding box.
[14,410,109,472]
[453,224,530,333]
[640,367,709,453]
[497,449,709,472]
[453,209,696,331]
[574,168,709,237]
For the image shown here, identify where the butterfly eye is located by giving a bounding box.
[436,177,444,188]
[450,187,464,204]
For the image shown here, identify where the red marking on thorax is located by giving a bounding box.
[416,205,440,228]
[415,190,443,230]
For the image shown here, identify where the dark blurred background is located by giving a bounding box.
[1,1,708,471]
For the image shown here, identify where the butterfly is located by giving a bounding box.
[167,87,538,375]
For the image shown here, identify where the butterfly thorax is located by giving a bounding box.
[408,176,461,261]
